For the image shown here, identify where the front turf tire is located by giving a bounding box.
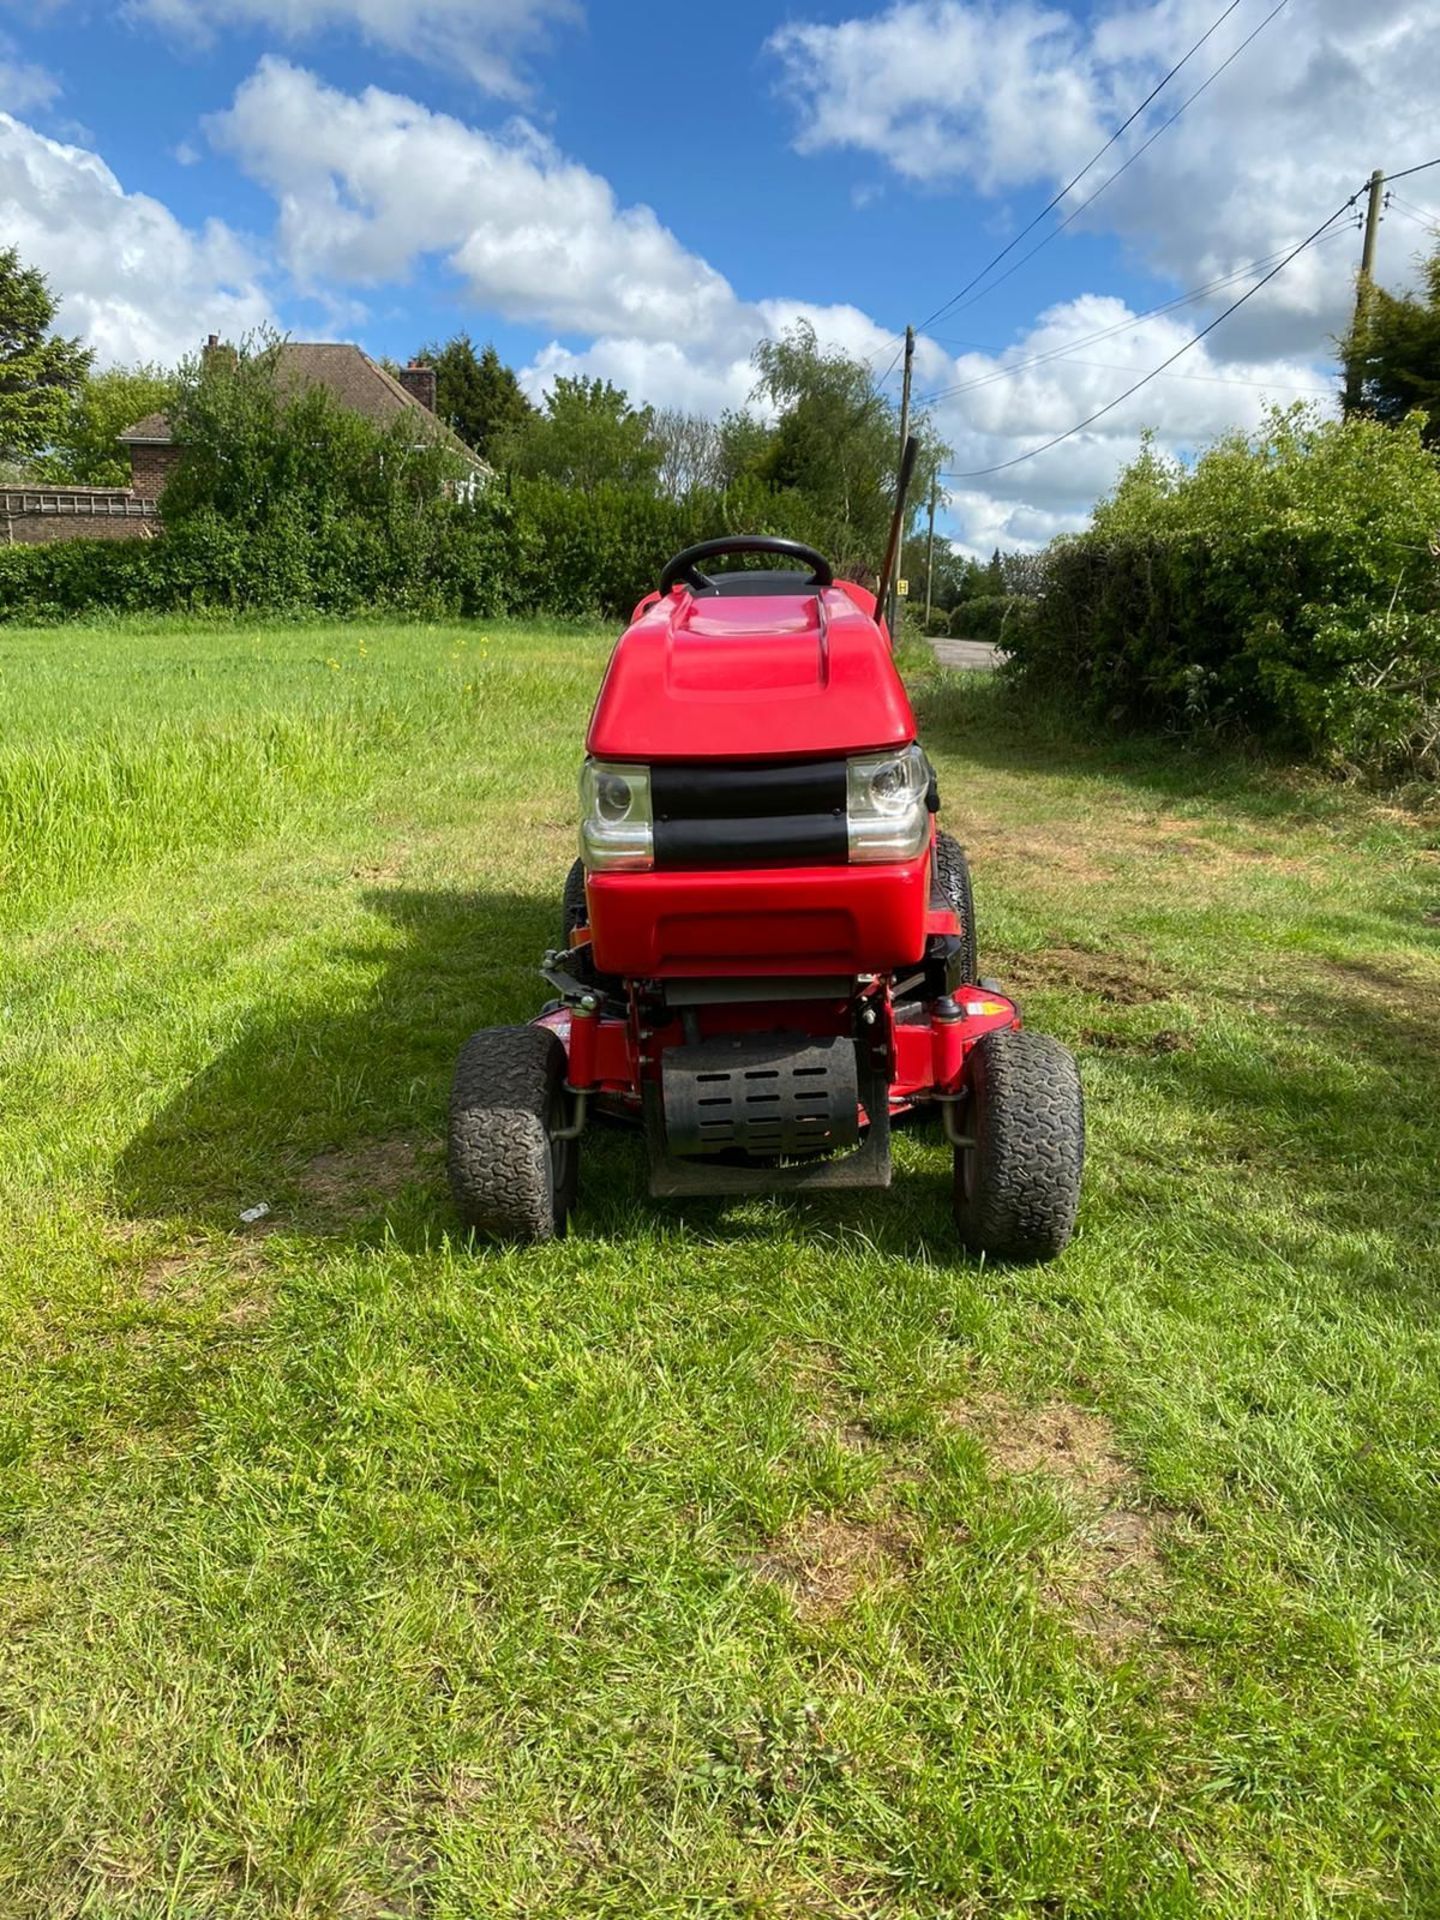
[952,1028,1083,1262]
[448,1026,577,1243]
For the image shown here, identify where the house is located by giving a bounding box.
[3,338,484,547]
[117,338,486,500]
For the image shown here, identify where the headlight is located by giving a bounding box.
[846,743,930,861]
[580,759,653,869]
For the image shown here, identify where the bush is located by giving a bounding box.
[1010,409,1440,776]
[952,594,1033,646]
[0,478,840,627]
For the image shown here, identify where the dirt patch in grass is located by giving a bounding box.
[965,821,1112,885]
[104,1217,272,1314]
[1081,1027,1194,1056]
[298,1137,430,1219]
[1001,944,1169,1005]
[1299,957,1440,1061]
[1321,956,1439,1015]
[956,1396,1167,1650]
[966,809,1323,882]
[132,1235,272,1326]
[744,1514,911,1622]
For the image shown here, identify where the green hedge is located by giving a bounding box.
[1007,411,1440,777]
[0,478,831,626]
[949,594,1032,645]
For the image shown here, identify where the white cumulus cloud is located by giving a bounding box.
[131,0,576,94]
[0,111,273,366]
[919,292,1336,551]
[209,59,743,347]
[770,0,1439,362]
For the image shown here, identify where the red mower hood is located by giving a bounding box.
[585,583,916,762]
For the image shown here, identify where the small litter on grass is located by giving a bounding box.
[238,1202,271,1226]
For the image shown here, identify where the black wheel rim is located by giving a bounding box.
[547,1089,575,1231]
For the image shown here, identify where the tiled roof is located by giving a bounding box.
[118,412,172,442]
[118,344,484,467]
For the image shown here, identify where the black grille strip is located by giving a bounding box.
[651,757,848,869]
[651,758,846,821]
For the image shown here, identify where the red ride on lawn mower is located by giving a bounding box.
[448,533,1084,1261]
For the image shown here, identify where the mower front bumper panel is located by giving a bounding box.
[587,853,930,979]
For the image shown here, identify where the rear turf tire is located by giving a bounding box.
[932,831,978,986]
[952,1028,1083,1262]
[448,1026,577,1243]
[562,859,588,938]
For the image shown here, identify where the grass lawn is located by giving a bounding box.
[1,615,1437,1917]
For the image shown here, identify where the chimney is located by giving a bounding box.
[202,333,237,373]
[396,361,438,414]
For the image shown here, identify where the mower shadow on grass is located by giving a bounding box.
[111,882,967,1262]
[113,884,606,1247]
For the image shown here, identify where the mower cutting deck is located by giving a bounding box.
[448,535,1084,1261]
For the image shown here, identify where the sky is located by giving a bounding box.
[3,0,1438,554]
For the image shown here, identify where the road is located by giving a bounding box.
[928,637,1004,671]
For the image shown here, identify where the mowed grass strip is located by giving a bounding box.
[0,617,1437,1917]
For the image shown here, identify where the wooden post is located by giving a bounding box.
[1343,169,1385,417]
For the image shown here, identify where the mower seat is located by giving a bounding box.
[692,569,820,598]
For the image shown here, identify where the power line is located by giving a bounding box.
[939,194,1358,480]
[934,0,1290,326]
[1006,355,1334,396]
[915,0,1248,335]
[914,223,1358,408]
[1386,156,1440,186]
[1388,200,1438,236]
[1387,191,1439,229]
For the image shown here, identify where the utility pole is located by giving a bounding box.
[887,325,915,637]
[1343,169,1385,417]
[923,479,938,629]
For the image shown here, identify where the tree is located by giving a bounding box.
[0,247,92,466]
[32,364,178,486]
[651,408,726,498]
[900,531,981,617]
[1344,247,1440,444]
[415,334,535,461]
[742,321,949,575]
[501,376,661,491]
[716,408,774,489]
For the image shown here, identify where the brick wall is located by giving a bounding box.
[127,444,182,500]
[6,514,160,546]
[1,488,161,547]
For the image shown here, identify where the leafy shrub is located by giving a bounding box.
[1010,409,1440,776]
[952,593,1033,646]
[0,477,839,626]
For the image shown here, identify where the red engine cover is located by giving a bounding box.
[586,582,915,761]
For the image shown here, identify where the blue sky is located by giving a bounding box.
[3,0,1436,549]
